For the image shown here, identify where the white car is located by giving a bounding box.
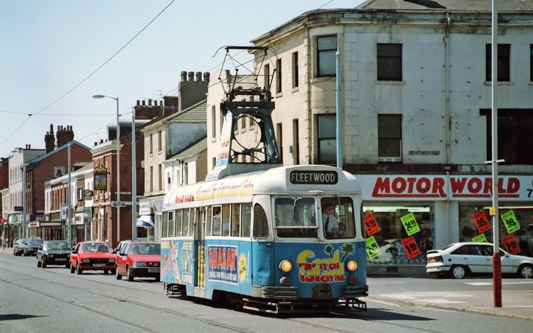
[426,242,533,279]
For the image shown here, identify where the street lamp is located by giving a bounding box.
[92,94,121,244]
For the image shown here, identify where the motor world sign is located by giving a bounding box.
[358,175,533,201]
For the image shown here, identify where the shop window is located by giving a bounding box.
[486,44,510,82]
[363,203,435,265]
[377,43,402,81]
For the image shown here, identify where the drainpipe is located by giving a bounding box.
[443,12,451,164]
[306,28,312,164]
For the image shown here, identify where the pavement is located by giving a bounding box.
[366,266,533,322]
[2,247,532,321]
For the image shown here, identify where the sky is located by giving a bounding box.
[0,0,365,158]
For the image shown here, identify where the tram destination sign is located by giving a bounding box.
[290,170,338,185]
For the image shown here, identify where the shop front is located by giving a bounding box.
[357,174,533,270]
[138,197,163,242]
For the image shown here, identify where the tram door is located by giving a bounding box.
[195,207,206,289]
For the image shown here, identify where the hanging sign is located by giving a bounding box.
[501,211,520,234]
[366,236,381,259]
[364,213,380,236]
[402,237,420,259]
[472,234,487,243]
[401,213,420,236]
[502,234,520,255]
[472,211,491,233]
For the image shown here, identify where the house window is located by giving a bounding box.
[530,45,533,82]
[158,130,162,152]
[150,166,153,192]
[292,118,300,164]
[482,109,533,164]
[317,36,337,77]
[264,64,270,89]
[377,44,402,81]
[158,164,162,191]
[317,114,336,164]
[486,44,510,82]
[211,106,216,138]
[276,122,283,164]
[292,52,299,88]
[149,134,153,155]
[276,58,282,93]
[378,114,402,162]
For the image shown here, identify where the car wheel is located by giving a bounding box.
[155,275,160,282]
[116,269,122,280]
[450,265,467,279]
[111,269,116,275]
[65,263,70,268]
[517,264,533,279]
[104,269,109,275]
[70,263,75,273]
[76,263,82,275]
[37,260,41,268]
[127,267,134,282]
[42,261,46,269]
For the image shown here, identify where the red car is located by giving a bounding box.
[115,241,160,282]
[70,241,116,275]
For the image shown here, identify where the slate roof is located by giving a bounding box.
[357,0,533,11]
[169,137,207,160]
[28,140,91,165]
[165,100,206,124]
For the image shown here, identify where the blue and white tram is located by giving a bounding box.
[160,165,368,313]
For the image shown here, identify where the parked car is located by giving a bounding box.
[115,241,160,282]
[37,240,71,268]
[113,239,132,256]
[426,242,533,279]
[24,238,43,256]
[70,241,116,275]
[13,238,29,256]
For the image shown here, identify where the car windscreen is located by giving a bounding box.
[43,241,70,251]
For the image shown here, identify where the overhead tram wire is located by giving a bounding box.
[0,0,176,146]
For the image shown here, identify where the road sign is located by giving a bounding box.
[111,201,126,208]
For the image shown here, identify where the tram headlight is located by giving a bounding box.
[346,260,358,272]
[279,259,292,273]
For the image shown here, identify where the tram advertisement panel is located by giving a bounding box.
[208,245,238,283]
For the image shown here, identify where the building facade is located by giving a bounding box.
[206,1,533,268]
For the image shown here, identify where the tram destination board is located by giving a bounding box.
[290,170,338,185]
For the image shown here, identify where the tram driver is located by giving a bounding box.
[322,201,343,239]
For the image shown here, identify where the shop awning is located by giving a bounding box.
[137,215,154,228]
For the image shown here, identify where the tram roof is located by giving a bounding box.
[163,165,361,210]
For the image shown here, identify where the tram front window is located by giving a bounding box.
[275,197,318,238]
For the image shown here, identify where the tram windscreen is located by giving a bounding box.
[275,197,318,238]
[274,197,356,239]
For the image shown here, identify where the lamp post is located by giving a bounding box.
[92,95,121,244]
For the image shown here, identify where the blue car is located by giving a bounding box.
[24,239,43,256]
[13,238,29,256]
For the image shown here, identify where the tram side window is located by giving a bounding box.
[183,208,190,236]
[176,210,183,237]
[232,204,241,237]
[222,204,231,236]
[253,204,269,239]
[212,206,222,236]
[241,203,252,237]
[206,206,213,236]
